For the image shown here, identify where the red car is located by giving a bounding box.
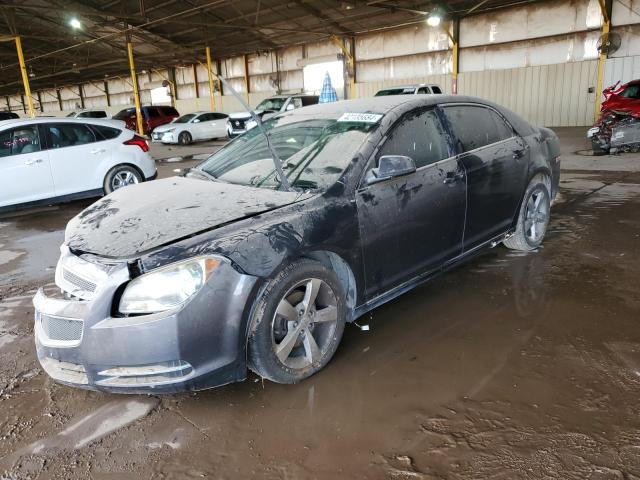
[113,105,180,135]
[588,80,640,154]
[601,80,640,114]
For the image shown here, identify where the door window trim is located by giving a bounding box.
[357,106,457,191]
[438,102,518,156]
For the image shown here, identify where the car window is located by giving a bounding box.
[212,113,228,120]
[301,96,319,106]
[290,98,303,109]
[431,86,442,94]
[377,108,449,169]
[0,126,41,157]
[83,111,107,118]
[113,108,134,120]
[442,105,505,153]
[200,113,216,122]
[146,107,161,118]
[90,124,121,140]
[46,123,96,149]
[620,85,640,99]
[488,109,515,141]
[165,107,180,117]
[417,87,429,94]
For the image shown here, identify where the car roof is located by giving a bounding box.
[0,117,125,129]
[377,84,440,90]
[276,95,536,137]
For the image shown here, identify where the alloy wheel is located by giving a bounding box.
[271,278,339,370]
[524,187,549,244]
[111,170,140,191]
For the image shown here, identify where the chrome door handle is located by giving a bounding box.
[24,158,43,166]
[90,148,106,154]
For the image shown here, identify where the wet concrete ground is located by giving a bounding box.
[1,128,639,479]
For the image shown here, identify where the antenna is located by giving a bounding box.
[211,72,292,192]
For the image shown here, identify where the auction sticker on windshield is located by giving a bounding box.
[337,113,383,123]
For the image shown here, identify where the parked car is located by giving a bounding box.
[151,111,229,145]
[113,105,180,135]
[0,118,156,212]
[33,95,560,393]
[227,94,319,137]
[66,110,110,119]
[587,80,640,154]
[0,111,19,120]
[375,84,443,96]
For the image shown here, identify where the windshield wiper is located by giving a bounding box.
[186,168,217,182]
[210,72,292,192]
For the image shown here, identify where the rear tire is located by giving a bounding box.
[103,165,143,195]
[248,259,347,384]
[504,177,551,251]
[178,131,192,145]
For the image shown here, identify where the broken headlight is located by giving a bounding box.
[118,256,222,315]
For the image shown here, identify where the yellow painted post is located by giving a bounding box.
[127,41,144,135]
[15,37,35,118]
[595,20,610,121]
[331,35,355,99]
[452,40,459,94]
[206,47,216,111]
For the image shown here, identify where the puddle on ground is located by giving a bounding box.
[18,398,159,457]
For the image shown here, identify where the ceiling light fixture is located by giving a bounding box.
[69,18,82,29]
[426,13,441,27]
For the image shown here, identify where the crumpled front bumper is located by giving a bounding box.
[34,247,258,394]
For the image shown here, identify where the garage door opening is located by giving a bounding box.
[303,60,344,97]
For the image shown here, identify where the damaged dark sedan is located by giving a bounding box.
[33,96,561,393]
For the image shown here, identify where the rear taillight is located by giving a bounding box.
[124,135,149,152]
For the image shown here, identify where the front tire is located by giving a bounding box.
[504,177,551,251]
[178,131,192,145]
[103,165,143,194]
[248,259,347,384]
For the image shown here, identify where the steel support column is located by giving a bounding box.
[56,89,63,111]
[15,36,35,117]
[206,46,216,111]
[37,91,43,113]
[192,64,199,98]
[78,85,85,109]
[595,0,613,121]
[127,41,144,135]
[243,54,250,104]
[104,81,111,107]
[332,35,355,100]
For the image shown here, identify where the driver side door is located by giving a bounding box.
[355,108,467,297]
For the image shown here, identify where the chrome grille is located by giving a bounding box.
[62,268,96,293]
[41,315,83,342]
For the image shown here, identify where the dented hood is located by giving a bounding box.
[65,176,309,258]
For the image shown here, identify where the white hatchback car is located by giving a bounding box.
[151,111,229,145]
[0,118,157,212]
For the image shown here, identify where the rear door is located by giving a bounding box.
[441,104,528,251]
[209,113,228,138]
[44,122,111,195]
[0,125,53,207]
[356,107,466,297]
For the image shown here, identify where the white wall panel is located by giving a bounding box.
[306,40,340,59]
[458,60,598,126]
[357,51,452,82]
[356,24,450,61]
[604,55,640,88]
[461,31,600,72]
[461,0,602,47]
[612,0,640,26]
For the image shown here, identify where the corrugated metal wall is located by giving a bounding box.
[458,61,599,127]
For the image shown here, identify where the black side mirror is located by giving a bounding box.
[368,155,416,185]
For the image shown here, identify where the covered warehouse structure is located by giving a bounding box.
[2,1,640,479]
[0,0,637,127]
